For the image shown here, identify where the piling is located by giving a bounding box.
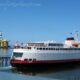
[0,56,10,67]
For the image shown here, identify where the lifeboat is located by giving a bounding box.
[72,42,79,47]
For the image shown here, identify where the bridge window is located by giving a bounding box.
[13,52,23,57]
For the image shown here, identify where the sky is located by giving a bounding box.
[0,0,80,44]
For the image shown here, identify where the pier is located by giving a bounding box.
[0,55,10,67]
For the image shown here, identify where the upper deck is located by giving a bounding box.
[14,41,64,49]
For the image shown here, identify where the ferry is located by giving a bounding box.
[10,32,80,68]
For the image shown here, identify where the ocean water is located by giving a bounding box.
[0,49,80,80]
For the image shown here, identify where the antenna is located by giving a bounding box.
[74,31,79,41]
[70,31,79,41]
[0,32,2,40]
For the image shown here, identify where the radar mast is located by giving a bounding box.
[70,31,79,42]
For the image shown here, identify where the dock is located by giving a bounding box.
[0,55,10,67]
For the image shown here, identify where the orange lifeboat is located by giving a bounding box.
[72,42,79,47]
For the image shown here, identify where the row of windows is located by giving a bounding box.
[48,43,63,46]
[37,48,80,50]
[24,58,36,61]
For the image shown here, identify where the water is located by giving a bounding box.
[0,49,80,80]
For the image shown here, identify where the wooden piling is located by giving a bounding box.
[0,56,10,67]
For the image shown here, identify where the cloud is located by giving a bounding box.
[0,0,42,11]
[0,3,41,7]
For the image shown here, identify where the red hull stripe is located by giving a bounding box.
[10,59,80,64]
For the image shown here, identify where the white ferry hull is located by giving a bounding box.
[10,49,80,68]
